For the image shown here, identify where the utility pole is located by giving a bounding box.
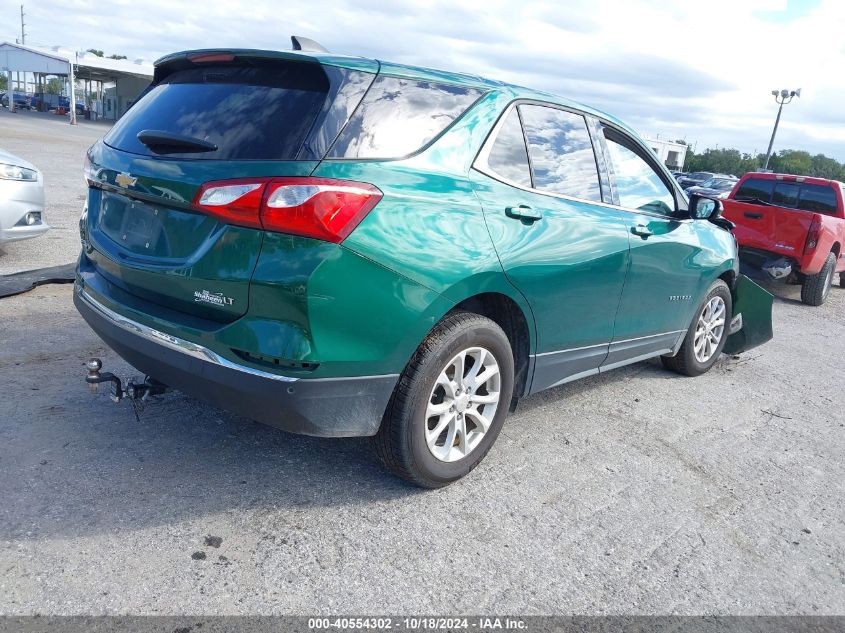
[20,5,26,45]
[763,88,800,170]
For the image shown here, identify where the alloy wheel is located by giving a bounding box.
[425,346,501,463]
[693,296,726,364]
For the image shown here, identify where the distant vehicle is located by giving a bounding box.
[722,172,845,305]
[31,94,86,114]
[684,177,738,199]
[0,148,50,243]
[677,171,732,189]
[672,171,689,180]
[0,92,31,110]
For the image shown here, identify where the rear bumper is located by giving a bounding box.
[74,284,397,437]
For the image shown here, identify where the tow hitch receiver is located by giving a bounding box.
[85,358,169,404]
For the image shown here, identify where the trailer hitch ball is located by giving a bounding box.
[86,358,104,393]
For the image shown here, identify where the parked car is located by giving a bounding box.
[677,171,731,189]
[0,148,49,243]
[684,177,738,199]
[0,92,31,110]
[75,42,773,486]
[722,172,845,305]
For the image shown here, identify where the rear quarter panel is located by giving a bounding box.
[313,89,538,353]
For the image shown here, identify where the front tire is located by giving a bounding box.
[373,311,514,488]
[801,253,835,306]
[662,280,731,377]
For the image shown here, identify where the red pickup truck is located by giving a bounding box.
[721,172,845,305]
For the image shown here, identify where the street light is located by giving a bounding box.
[763,88,801,170]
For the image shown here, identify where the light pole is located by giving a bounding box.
[763,88,800,170]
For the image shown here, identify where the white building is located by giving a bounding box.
[643,136,688,171]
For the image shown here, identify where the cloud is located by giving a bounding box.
[3,0,844,160]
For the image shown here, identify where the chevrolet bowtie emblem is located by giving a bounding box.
[115,172,137,188]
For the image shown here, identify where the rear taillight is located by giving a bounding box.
[192,177,382,243]
[804,216,822,255]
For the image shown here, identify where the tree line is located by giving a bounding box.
[681,144,845,181]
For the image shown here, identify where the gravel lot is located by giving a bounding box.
[0,115,843,616]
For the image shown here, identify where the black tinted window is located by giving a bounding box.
[485,109,531,187]
[734,178,775,202]
[798,184,838,214]
[329,76,483,159]
[105,64,329,160]
[519,105,601,201]
[772,183,800,207]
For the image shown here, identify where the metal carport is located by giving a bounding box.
[0,41,152,123]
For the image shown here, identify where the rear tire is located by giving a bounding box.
[373,311,514,488]
[661,280,731,377]
[801,253,836,306]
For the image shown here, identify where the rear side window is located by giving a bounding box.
[328,76,484,159]
[105,64,331,160]
[485,109,532,188]
[734,178,776,202]
[518,105,601,202]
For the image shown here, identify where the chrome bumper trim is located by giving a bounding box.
[76,284,299,383]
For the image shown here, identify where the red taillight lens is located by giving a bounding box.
[804,216,822,255]
[194,180,266,229]
[263,178,382,243]
[192,177,382,243]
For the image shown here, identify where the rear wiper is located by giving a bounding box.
[734,196,774,206]
[137,130,218,154]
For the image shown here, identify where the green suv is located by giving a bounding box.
[75,40,772,487]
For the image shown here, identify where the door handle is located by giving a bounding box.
[744,212,763,219]
[505,205,543,222]
[631,224,653,237]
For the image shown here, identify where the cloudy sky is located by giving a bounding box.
[5,0,845,160]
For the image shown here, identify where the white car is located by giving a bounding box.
[0,148,50,244]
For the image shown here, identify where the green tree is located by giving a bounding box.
[45,78,63,95]
[107,54,127,60]
[684,145,844,179]
[86,48,104,57]
[0,74,6,90]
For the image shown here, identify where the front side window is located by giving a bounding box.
[328,76,483,159]
[484,108,531,187]
[604,136,675,216]
[518,105,601,202]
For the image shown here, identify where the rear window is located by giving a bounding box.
[734,178,838,214]
[798,184,838,214]
[104,64,331,160]
[734,178,776,202]
[328,76,484,159]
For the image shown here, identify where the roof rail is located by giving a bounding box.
[291,36,329,53]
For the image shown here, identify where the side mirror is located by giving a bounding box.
[689,194,723,220]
